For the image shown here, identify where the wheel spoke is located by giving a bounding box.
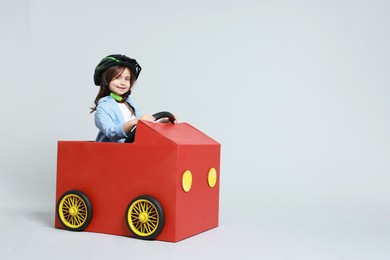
[133,205,140,214]
[147,222,155,231]
[139,223,144,233]
[134,221,141,229]
[149,214,157,220]
[75,214,83,224]
[141,203,147,212]
[144,223,150,233]
[63,200,70,208]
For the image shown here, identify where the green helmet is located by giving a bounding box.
[93,54,142,86]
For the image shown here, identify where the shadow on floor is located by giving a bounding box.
[26,210,55,227]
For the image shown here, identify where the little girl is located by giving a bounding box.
[91,54,155,142]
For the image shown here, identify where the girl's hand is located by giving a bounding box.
[139,114,156,123]
[123,114,155,134]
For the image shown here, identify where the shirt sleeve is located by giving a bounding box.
[95,104,127,141]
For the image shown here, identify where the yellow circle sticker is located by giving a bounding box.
[208,168,217,188]
[182,170,193,192]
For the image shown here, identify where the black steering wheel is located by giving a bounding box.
[124,111,176,143]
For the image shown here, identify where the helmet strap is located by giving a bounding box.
[110,92,125,103]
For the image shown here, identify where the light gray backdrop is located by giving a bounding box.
[1,0,389,259]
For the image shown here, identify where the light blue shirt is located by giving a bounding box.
[95,95,141,142]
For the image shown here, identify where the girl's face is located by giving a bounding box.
[108,67,131,96]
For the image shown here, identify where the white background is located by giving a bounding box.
[1,0,390,259]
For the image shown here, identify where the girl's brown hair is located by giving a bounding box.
[90,66,137,113]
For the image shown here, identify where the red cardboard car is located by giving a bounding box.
[55,117,220,242]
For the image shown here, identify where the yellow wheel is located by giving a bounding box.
[126,195,165,240]
[57,190,92,231]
